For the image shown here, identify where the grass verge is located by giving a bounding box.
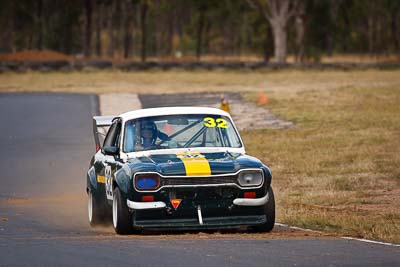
[1,69,400,95]
[242,85,400,243]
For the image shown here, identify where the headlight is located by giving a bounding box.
[238,170,263,187]
[134,173,160,191]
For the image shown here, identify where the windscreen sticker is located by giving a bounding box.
[203,117,228,128]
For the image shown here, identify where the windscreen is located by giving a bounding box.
[123,114,242,152]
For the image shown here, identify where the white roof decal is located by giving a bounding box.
[118,106,231,121]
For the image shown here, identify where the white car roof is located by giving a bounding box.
[119,106,231,121]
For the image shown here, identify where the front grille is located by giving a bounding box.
[161,175,238,187]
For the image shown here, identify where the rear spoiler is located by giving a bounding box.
[92,116,115,151]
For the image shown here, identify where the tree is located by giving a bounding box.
[122,0,136,58]
[107,0,116,57]
[387,0,400,52]
[36,0,44,50]
[326,0,341,56]
[247,0,299,63]
[84,0,93,57]
[140,0,148,62]
[94,0,103,57]
[294,0,305,63]
[196,4,207,60]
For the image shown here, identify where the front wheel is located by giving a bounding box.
[112,187,134,235]
[88,191,107,226]
[250,186,275,232]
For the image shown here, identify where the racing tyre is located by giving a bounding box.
[250,187,275,233]
[88,191,107,226]
[113,187,134,235]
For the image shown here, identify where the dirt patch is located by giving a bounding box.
[131,226,333,240]
[0,50,73,62]
[4,195,84,205]
[225,96,293,129]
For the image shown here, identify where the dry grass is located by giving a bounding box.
[126,54,400,63]
[1,69,400,243]
[1,69,400,95]
[242,84,400,243]
[320,54,400,64]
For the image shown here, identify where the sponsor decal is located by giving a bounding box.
[176,152,211,176]
[97,175,106,183]
[170,199,182,210]
[105,166,113,200]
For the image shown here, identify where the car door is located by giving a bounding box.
[102,119,122,201]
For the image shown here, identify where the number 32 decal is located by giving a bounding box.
[203,117,228,128]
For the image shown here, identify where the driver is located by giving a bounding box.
[138,121,170,150]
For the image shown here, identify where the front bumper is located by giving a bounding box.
[126,191,269,210]
[233,192,269,206]
[127,200,166,210]
[127,185,271,229]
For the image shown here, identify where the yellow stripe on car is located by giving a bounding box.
[97,175,106,183]
[177,152,211,176]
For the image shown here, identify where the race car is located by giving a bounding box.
[87,107,275,234]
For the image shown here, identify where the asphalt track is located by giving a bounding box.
[0,93,398,267]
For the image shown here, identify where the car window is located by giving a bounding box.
[103,120,121,148]
[123,114,242,152]
[124,122,136,152]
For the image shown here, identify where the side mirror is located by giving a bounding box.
[102,146,119,156]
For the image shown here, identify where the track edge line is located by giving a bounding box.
[275,222,400,247]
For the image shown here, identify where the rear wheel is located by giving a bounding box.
[250,187,275,232]
[88,191,108,226]
[112,187,134,235]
